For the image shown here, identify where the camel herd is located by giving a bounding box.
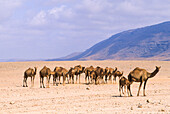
[23,65,161,97]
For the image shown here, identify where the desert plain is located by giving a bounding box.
[0,61,169,113]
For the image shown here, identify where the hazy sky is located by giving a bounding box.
[0,0,170,60]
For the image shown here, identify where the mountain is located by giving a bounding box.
[48,21,170,61]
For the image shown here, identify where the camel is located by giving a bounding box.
[74,65,85,84]
[89,70,97,84]
[93,66,105,84]
[108,67,117,83]
[67,67,76,84]
[23,67,37,87]
[53,66,68,86]
[85,66,94,84]
[127,66,161,96]
[104,67,117,83]
[119,76,132,97]
[39,66,55,88]
[104,67,110,83]
[113,71,123,83]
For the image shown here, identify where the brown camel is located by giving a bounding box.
[67,67,76,84]
[74,65,85,84]
[127,66,161,96]
[53,66,69,86]
[104,67,110,83]
[89,70,97,84]
[94,66,105,84]
[119,76,132,97]
[39,66,55,88]
[108,67,117,83]
[85,66,94,84]
[23,67,37,87]
[104,67,117,83]
[113,71,123,83]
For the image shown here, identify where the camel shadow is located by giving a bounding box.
[112,95,133,97]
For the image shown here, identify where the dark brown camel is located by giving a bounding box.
[85,66,94,84]
[23,67,37,87]
[119,76,132,97]
[128,66,161,96]
[39,66,55,88]
[53,66,68,86]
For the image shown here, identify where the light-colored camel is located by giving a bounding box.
[128,66,161,96]
[39,66,55,88]
[23,67,37,87]
[119,76,132,97]
[53,66,68,86]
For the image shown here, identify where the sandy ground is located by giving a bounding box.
[0,61,169,113]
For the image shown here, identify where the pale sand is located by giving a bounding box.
[0,61,169,113]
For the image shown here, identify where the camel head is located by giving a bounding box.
[114,67,117,72]
[156,66,161,71]
[82,67,86,73]
[34,67,37,75]
[149,66,161,78]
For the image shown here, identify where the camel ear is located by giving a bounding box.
[121,71,124,75]
[157,66,161,70]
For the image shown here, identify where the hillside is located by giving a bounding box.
[52,21,170,61]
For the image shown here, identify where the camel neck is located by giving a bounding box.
[149,68,159,78]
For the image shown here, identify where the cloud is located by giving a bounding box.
[0,0,170,59]
[30,11,47,25]
[0,0,23,22]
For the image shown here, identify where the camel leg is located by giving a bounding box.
[31,77,33,87]
[119,83,121,97]
[25,77,28,87]
[42,77,45,88]
[113,76,116,83]
[40,77,42,88]
[122,86,124,94]
[53,75,55,86]
[23,78,26,87]
[105,75,107,83]
[79,75,81,84]
[137,81,143,96]
[46,77,49,88]
[85,75,87,84]
[127,86,130,96]
[63,75,66,86]
[59,76,61,84]
[32,76,35,87]
[124,86,127,96]
[72,75,74,84]
[127,85,132,96]
[143,79,148,96]
[91,76,93,84]
[76,75,78,84]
